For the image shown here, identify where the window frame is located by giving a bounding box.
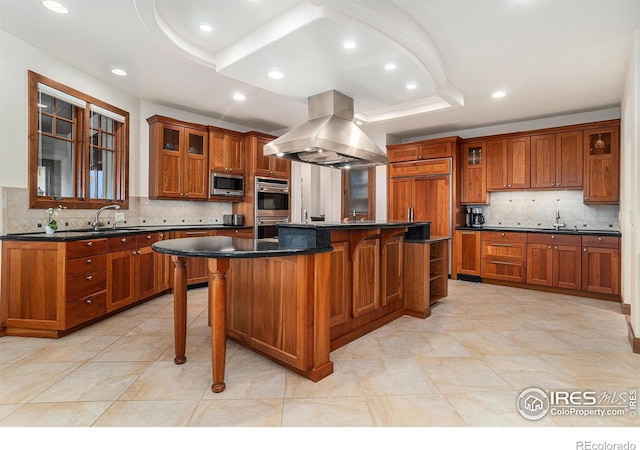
[28,70,129,210]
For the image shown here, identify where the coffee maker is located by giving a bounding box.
[465,207,485,227]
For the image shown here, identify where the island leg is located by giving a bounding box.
[172,256,188,365]
[208,258,230,393]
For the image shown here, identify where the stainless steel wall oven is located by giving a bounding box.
[255,177,289,239]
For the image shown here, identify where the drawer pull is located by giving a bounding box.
[491,260,515,266]
[121,238,127,243]
[87,241,93,247]
[137,250,142,255]
[147,235,151,239]
[87,275,92,281]
[492,243,514,247]
[86,259,92,264]
[86,298,93,305]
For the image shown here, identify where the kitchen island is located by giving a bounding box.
[152,221,449,392]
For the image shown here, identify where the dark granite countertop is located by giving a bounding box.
[0,224,253,242]
[279,221,433,243]
[456,225,621,237]
[280,220,429,229]
[152,236,332,259]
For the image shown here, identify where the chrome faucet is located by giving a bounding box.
[552,207,565,230]
[92,204,120,230]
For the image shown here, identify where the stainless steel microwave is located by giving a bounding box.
[210,172,244,198]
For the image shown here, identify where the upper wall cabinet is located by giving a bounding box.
[461,141,488,205]
[246,132,290,179]
[530,132,583,189]
[486,137,530,190]
[387,138,454,163]
[209,128,245,175]
[148,115,209,200]
[583,125,620,204]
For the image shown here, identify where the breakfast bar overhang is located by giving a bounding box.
[152,221,448,392]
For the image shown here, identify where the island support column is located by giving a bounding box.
[171,256,188,364]
[209,258,230,393]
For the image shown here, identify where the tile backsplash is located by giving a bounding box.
[2,187,232,234]
[471,190,619,231]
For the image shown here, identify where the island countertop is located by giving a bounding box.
[151,235,332,259]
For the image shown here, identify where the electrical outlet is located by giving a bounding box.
[114,212,125,222]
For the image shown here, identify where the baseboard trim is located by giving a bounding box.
[621,302,631,315]
[627,321,640,354]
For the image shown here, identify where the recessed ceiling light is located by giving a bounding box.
[492,90,506,98]
[384,62,396,71]
[343,40,356,49]
[268,70,284,79]
[42,1,68,14]
[406,82,417,90]
[199,24,213,32]
[232,92,246,101]
[111,68,127,76]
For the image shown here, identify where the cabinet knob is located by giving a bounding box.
[121,238,127,243]
[584,248,588,252]
[137,250,142,255]
[147,235,151,239]
[554,246,558,250]
[132,251,136,255]
[86,259,92,264]
[551,235,555,239]
[503,185,507,188]
[548,246,552,249]
[86,298,93,305]
[598,237,602,241]
[87,275,92,281]
[87,241,93,247]
[501,233,505,237]
[508,185,512,188]
[550,183,554,186]
[159,233,164,238]
[234,230,239,234]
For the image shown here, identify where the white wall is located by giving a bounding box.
[621,30,640,335]
[0,30,140,232]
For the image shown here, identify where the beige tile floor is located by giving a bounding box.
[1,280,638,427]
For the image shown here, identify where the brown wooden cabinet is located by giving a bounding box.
[461,141,488,204]
[481,231,527,282]
[530,132,583,189]
[387,138,454,163]
[174,229,215,283]
[106,233,162,312]
[388,159,451,237]
[455,230,481,277]
[148,115,209,200]
[583,125,620,204]
[486,137,530,190]
[1,238,108,337]
[582,235,620,295]
[209,128,245,175]
[246,132,290,178]
[526,233,581,290]
[215,228,254,239]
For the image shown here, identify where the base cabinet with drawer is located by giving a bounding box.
[1,239,108,337]
[481,231,527,283]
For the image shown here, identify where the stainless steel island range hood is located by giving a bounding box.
[263,90,388,169]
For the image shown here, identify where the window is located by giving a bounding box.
[342,167,376,220]
[29,71,129,209]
